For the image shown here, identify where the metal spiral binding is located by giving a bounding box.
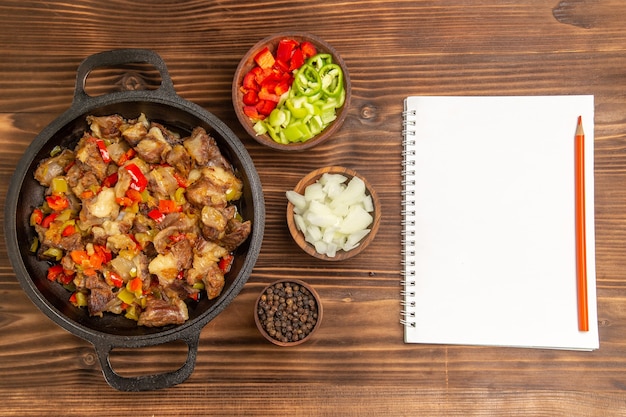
[401,105,417,329]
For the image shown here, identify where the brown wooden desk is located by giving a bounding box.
[1,1,626,415]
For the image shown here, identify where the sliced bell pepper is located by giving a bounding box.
[289,48,305,71]
[300,41,317,59]
[41,212,58,228]
[94,138,111,163]
[276,38,298,62]
[102,172,118,188]
[148,208,165,223]
[218,253,234,273]
[30,208,43,226]
[319,63,344,97]
[61,224,76,237]
[158,199,181,214]
[46,194,70,211]
[242,90,259,106]
[125,163,148,192]
[254,46,275,69]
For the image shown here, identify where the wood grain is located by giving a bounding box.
[2,0,626,415]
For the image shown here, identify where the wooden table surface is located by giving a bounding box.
[2,0,626,415]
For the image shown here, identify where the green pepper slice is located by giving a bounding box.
[319,63,344,98]
[307,53,333,70]
[294,64,322,96]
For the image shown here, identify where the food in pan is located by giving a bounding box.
[30,113,251,327]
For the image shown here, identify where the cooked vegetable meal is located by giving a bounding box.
[286,173,373,258]
[240,38,346,144]
[30,113,251,327]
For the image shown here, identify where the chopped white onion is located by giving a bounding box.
[287,174,374,258]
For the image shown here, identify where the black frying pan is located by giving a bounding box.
[4,49,265,391]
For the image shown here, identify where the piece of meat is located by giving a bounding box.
[75,134,109,180]
[137,297,189,327]
[183,127,230,169]
[164,144,192,176]
[219,219,252,251]
[87,114,124,139]
[84,273,115,317]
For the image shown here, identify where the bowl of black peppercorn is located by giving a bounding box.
[254,279,322,346]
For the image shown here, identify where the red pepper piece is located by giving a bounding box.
[125,188,143,203]
[117,148,136,165]
[218,254,234,273]
[41,213,58,228]
[61,224,76,237]
[94,138,111,163]
[127,277,143,293]
[125,163,148,192]
[102,172,119,188]
[289,48,305,71]
[274,80,290,96]
[242,90,259,106]
[148,208,165,223]
[46,195,70,211]
[242,70,258,91]
[47,264,65,282]
[30,208,43,226]
[108,271,124,288]
[255,99,276,116]
[300,41,317,59]
[273,58,290,73]
[276,39,299,62]
[258,89,281,103]
[254,46,276,69]
[158,199,181,214]
[243,105,261,119]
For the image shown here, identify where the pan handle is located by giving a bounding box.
[72,48,177,105]
[93,333,200,392]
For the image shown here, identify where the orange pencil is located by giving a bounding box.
[575,115,589,332]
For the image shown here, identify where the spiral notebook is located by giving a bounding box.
[401,95,599,351]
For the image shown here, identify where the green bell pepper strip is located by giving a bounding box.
[293,64,321,96]
[319,63,344,97]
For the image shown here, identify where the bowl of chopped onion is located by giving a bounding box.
[286,166,380,261]
[232,32,351,151]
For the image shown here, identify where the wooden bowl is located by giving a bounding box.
[232,32,351,151]
[286,166,381,261]
[254,279,323,347]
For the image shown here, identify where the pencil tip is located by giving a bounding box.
[578,115,582,125]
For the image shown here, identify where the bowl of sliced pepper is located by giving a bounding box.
[233,32,350,151]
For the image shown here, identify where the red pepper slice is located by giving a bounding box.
[102,172,118,188]
[255,99,276,116]
[125,188,143,203]
[61,224,76,237]
[117,148,136,165]
[289,48,305,71]
[41,212,58,228]
[300,41,317,59]
[243,105,261,119]
[125,163,148,192]
[108,271,124,288]
[218,254,234,273]
[242,71,258,90]
[30,208,43,226]
[46,195,70,211]
[254,46,276,69]
[47,264,65,282]
[158,199,181,214]
[95,138,111,163]
[276,39,299,62]
[242,90,259,106]
[148,208,165,223]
